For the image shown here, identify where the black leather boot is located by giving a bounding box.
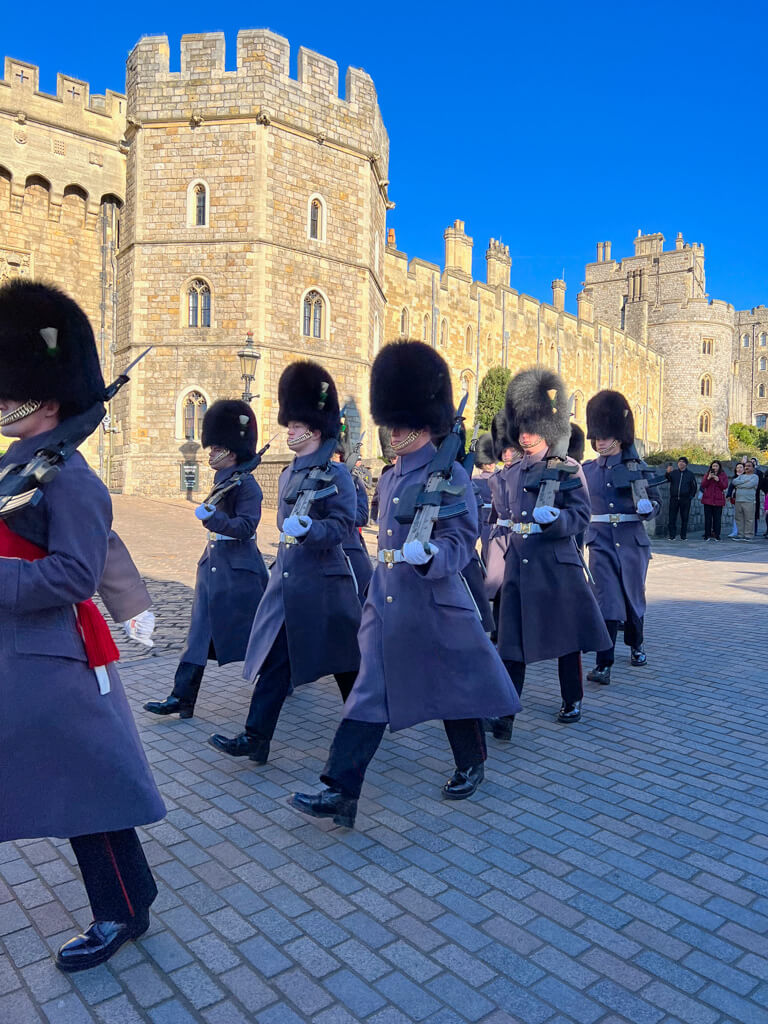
[557,700,582,723]
[143,696,194,719]
[483,716,514,740]
[630,646,647,667]
[208,732,270,764]
[289,788,358,828]
[587,666,611,685]
[442,763,484,800]
[56,912,149,973]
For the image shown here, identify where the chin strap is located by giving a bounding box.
[288,429,313,448]
[0,400,42,427]
[391,429,421,452]
[209,448,232,467]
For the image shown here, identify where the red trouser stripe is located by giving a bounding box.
[102,833,135,918]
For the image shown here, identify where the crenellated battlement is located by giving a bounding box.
[125,31,388,168]
[0,57,126,142]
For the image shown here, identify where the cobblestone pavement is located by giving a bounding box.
[2,499,768,1024]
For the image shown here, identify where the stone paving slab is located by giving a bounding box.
[1,500,767,1023]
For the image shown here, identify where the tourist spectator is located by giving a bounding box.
[764,490,768,539]
[667,456,698,540]
[727,463,744,537]
[700,460,728,541]
[730,463,759,541]
[749,457,765,534]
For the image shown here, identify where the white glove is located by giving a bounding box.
[637,498,653,515]
[533,505,560,524]
[282,515,312,538]
[402,540,438,565]
[121,609,155,648]
[195,503,215,521]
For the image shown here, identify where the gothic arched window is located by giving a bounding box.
[183,390,207,440]
[759,384,766,398]
[742,333,750,348]
[700,374,712,397]
[195,185,207,226]
[308,195,326,241]
[423,314,430,343]
[701,338,713,355]
[760,357,767,372]
[188,279,211,327]
[698,411,711,434]
[465,326,473,356]
[303,290,325,339]
[400,307,409,337]
[440,319,447,348]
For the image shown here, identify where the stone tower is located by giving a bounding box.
[112,30,390,495]
[583,231,742,451]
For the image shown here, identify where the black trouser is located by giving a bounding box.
[321,717,487,799]
[596,610,644,668]
[502,653,583,705]
[703,505,723,540]
[246,626,356,741]
[171,661,206,705]
[70,830,157,924]
[668,496,692,539]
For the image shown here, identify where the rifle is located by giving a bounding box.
[461,422,480,476]
[395,394,468,553]
[608,443,668,507]
[202,432,278,508]
[0,347,152,520]
[283,436,339,522]
[344,431,372,490]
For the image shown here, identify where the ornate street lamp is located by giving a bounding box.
[237,330,260,403]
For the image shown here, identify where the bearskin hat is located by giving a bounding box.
[0,279,105,417]
[568,423,586,463]
[585,389,634,447]
[504,367,570,450]
[476,432,496,467]
[201,400,257,461]
[277,360,340,440]
[491,411,513,460]
[370,340,453,435]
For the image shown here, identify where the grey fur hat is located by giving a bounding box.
[370,340,454,435]
[504,367,570,450]
[476,432,496,466]
[0,279,105,417]
[586,389,634,446]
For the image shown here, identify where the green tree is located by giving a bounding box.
[476,367,511,430]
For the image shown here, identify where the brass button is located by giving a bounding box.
[283,571,289,578]
[387,529,393,536]
[386,596,393,603]
[613,522,618,528]
[211,566,217,572]
[615,542,620,548]
[609,503,614,509]
[522,558,528,564]
[393,497,400,504]
[607,483,612,488]
[523,534,528,540]
[386,563,393,570]
[522,511,527,517]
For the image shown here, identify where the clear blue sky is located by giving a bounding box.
[3,0,765,313]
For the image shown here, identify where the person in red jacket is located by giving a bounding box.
[700,460,729,541]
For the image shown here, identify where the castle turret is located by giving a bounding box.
[444,219,472,276]
[551,279,566,312]
[486,238,511,288]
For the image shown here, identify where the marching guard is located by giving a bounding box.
[490,368,610,734]
[334,444,373,601]
[144,400,268,719]
[582,390,660,684]
[209,361,361,764]
[290,341,521,828]
[0,280,165,972]
[473,432,496,565]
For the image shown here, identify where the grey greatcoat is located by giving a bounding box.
[496,448,610,664]
[243,452,361,686]
[341,470,373,601]
[99,531,152,623]
[472,469,494,564]
[582,452,660,621]
[181,467,268,667]
[485,464,515,600]
[343,442,522,732]
[0,432,166,842]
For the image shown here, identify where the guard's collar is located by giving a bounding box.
[395,441,435,476]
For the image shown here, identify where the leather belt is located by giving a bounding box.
[279,533,299,545]
[378,548,406,566]
[496,520,542,534]
[591,514,640,523]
